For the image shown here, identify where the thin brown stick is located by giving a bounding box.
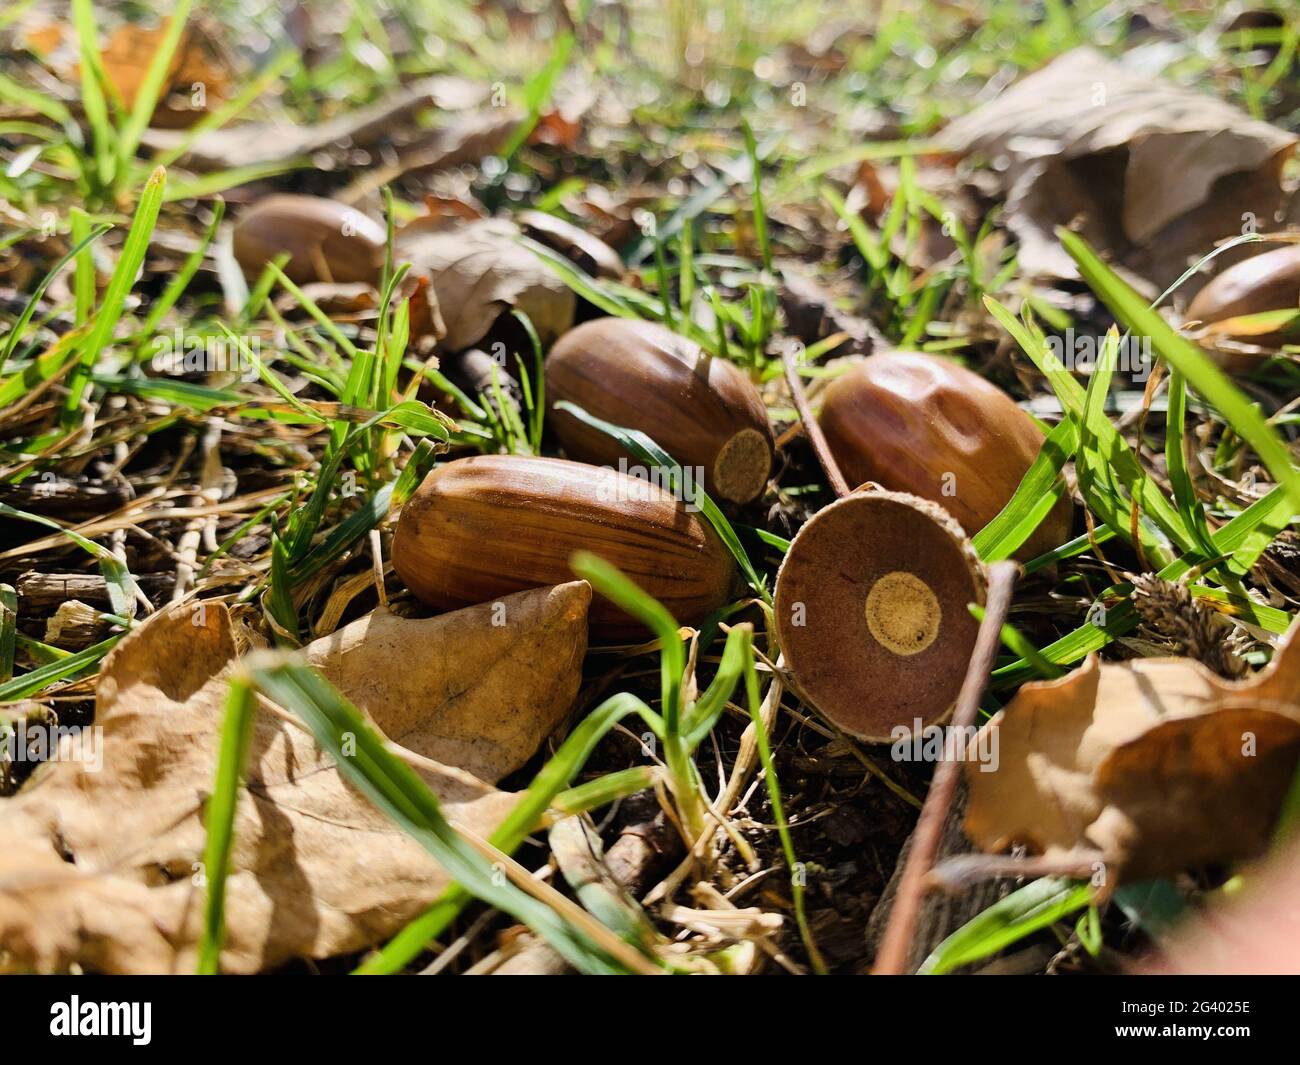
[781,345,851,499]
[928,850,1109,893]
[872,559,1020,975]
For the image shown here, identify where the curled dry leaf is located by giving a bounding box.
[395,218,576,352]
[141,75,491,169]
[964,621,1300,882]
[0,582,590,974]
[942,47,1297,288]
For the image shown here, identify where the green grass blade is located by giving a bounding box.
[525,237,641,319]
[0,585,16,684]
[497,31,574,164]
[554,400,767,598]
[984,294,1190,561]
[163,161,308,203]
[152,50,299,169]
[0,71,72,125]
[247,659,632,974]
[116,0,193,181]
[740,631,826,973]
[0,224,109,374]
[63,166,167,423]
[1060,229,1300,518]
[572,552,683,730]
[682,623,751,747]
[1165,367,1216,555]
[70,0,115,187]
[972,415,1079,561]
[136,198,225,345]
[994,484,1294,684]
[918,877,1093,974]
[741,121,772,274]
[0,634,122,701]
[197,675,257,974]
[69,208,95,326]
[354,690,659,974]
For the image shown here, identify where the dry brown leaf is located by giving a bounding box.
[0,582,590,974]
[97,23,229,129]
[339,111,521,206]
[305,585,589,783]
[942,47,1297,289]
[395,218,576,352]
[965,621,1300,881]
[140,75,491,169]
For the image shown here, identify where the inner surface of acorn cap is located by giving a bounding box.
[865,571,941,655]
[712,427,772,503]
[774,489,985,742]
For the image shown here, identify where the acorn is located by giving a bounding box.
[817,352,1071,560]
[546,318,775,505]
[518,210,624,280]
[232,194,386,285]
[774,487,986,742]
[1187,244,1300,360]
[392,454,736,637]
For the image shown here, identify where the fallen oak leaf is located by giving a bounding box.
[339,111,522,206]
[1091,706,1300,879]
[141,75,492,170]
[305,583,589,783]
[0,582,589,974]
[942,47,1296,289]
[395,218,576,351]
[94,21,230,129]
[964,619,1300,883]
[23,19,230,129]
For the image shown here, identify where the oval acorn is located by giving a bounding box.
[774,488,985,741]
[546,318,775,505]
[1187,244,1300,357]
[818,351,1071,559]
[392,454,736,638]
[518,210,624,280]
[232,194,386,286]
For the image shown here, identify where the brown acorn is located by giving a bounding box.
[1187,244,1300,361]
[392,455,736,638]
[774,488,986,742]
[818,352,1071,560]
[546,318,775,505]
[232,195,386,285]
[518,210,624,280]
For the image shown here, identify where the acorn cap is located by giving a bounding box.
[774,488,985,741]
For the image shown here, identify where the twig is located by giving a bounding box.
[872,559,1020,975]
[781,344,851,498]
[928,850,1109,893]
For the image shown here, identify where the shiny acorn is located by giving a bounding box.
[392,455,736,638]
[232,194,386,286]
[817,351,1071,560]
[1187,244,1300,366]
[518,210,624,280]
[546,318,775,505]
